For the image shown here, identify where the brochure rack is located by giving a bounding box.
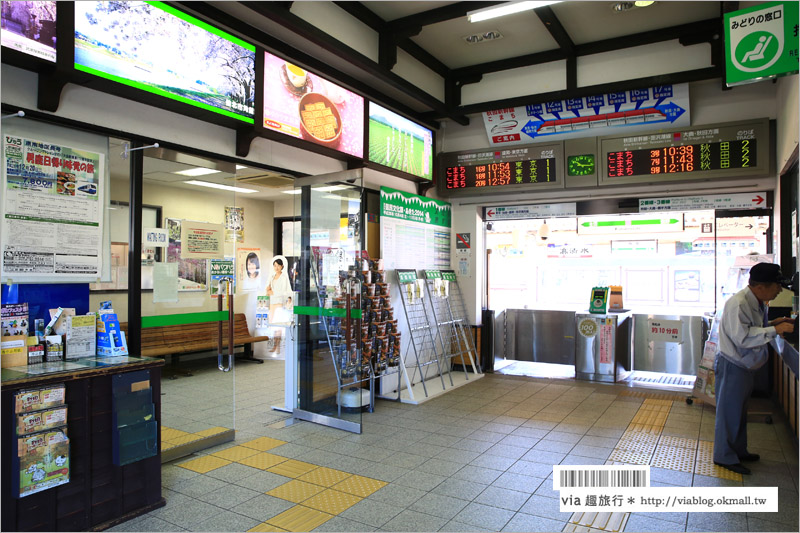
[422,270,462,386]
[395,269,446,398]
[440,270,482,375]
[310,249,374,415]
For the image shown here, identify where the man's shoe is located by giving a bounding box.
[739,453,760,462]
[714,462,751,475]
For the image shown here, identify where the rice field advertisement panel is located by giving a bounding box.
[368,102,433,180]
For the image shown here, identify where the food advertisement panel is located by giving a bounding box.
[262,51,364,158]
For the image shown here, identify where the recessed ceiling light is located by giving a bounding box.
[174,167,220,177]
[184,180,257,193]
[467,1,561,23]
[281,189,303,195]
[463,30,504,44]
[634,1,655,6]
[312,185,351,192]
[235,164,247,170]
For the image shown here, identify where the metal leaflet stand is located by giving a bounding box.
[311,249,374,415]
[395,269,447,399]
[440,269,483,375]
[422,270,461,385]
[270,319,297,414]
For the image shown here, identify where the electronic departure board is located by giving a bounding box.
[438,143,564,197]
[599,119,769,186]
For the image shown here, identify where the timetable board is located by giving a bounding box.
[437,142,564,197]
[599,118,770,186]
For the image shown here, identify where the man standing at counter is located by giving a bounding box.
[714,262,794,475]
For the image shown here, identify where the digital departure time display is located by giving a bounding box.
[445,159,557,189]
[607,139,756,177]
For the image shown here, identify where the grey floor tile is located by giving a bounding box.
[474,486,530,512]
[521,449,566,465]
[691,474,743,488]
[469,453,517,471]
[533,439,575,453]
[433,478,489,501]
[352,461,408,482]
[491,472,545,494]
[510,427,550,439]
[451,438,494,453]
[382,451,429,469]
[418,457,466,477]
[485,443,528,460]
[747,487,799,526]
[195,483,262,509]
[394,470,448,491]
[468,430,507,444]
[380,509,449,532]
[522,420,559,431]
[501,512,565,533]
[569,444,613,460]
[507,460,553,479]
[313,515,376,532]
[453,464,503,485]
[578,435,619,448]
[498,435,540,449]
[686,512,747,532]
[233,470,292,492]
[409,492,470,520]
[437,448,483,464]
[631,511,688,526]
[625,513,687,532]
[650,467,694,487]
[438,519,481,531]
[204,462,263,483]
[193,509,261,532]
[229,494,294,522]
[519,494,572,520]
[747,515,799,532]
[150,497,223,529]
[368,483,427,507]
[559,454,606,466]
[340,498,402,528]
[453,501,515,531]
[108,516,187,532]
[170,475,229,498]
[586,426,626,439]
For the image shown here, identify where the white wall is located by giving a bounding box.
[775,75,799,174]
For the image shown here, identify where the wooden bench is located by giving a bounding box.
[120,313,268,374]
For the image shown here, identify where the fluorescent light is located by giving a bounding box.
[634,1,655,6]
[467,1,561,23]
[312,185,351,192]
[174,167,220,177]
[184,180,257,193]
[281,189,302,195]
[235,164,247,170]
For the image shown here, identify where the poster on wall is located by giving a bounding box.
[224,206,244,243]
[1,135,105,282]
[481,83,690,147]
[380,187,451,271]
[237,247,262,292]
[210,258,235,298]
[262,51,364,157]
[179,221,224,260]
[166,218,207,291]
[0,1,57,62]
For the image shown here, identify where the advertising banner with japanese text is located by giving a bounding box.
[481,83,690,147]
[2,135,105,281]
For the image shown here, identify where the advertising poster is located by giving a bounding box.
[166,218,207,291]
[224,206,244,243]
[179,221,224,260]
[368,102,433,180]
[262,51,364,157]
[0,1,57,62]
[481,83,690,147]
[237,247,262,292]
[210,258,234,298]
[74,1,255,122]
[380,187,451,271]
[2,135,105,281]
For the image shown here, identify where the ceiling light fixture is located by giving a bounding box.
[184,180,257,193]
[634,1,655,6]
[467,1,561,23]
[174,167,221,177]
[312,185,351,192]
[463,30,504,44]
[281,189,303,195]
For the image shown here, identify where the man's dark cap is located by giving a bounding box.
[749,262,787,284]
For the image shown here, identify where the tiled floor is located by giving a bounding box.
[111,359,799,532]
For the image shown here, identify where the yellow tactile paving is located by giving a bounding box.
[211,445,261,462]
[570,511,629,532]
[298,467,352,487]
[607,449,653,465]
[331,474,387,497]
[620,430,660,443]
[650,446,696,472]
[623,423,662,435]
[302,488,362,514]
[194,426,230,437]
[562,524,609,533]
[167,434,206,446]
[161,442,177,451]
[615,438,658,454]
[267,479,326,503]
[161,427,191,440]
[177,455,231,473]
[266,505,333,532]
[242,436,287,451]
[247,522,288,532]
[238,452,289,470]
[659,436,697,449]
[631,411,668,426]
[643,398,675,407]
[268,460,318,478]
[694,461,743,481]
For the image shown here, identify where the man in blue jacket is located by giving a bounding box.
[714,262,794,475]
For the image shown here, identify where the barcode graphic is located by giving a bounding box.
[556,467,648,488]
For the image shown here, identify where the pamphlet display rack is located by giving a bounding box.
[422,270,464,385]
[440,270,482,375]
[395,269,446,398]
[310,249,374,415]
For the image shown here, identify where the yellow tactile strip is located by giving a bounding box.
[239,452,289,470]
[302,489,362,514]
[650,446,696,473]
[267,479,326,503]
[242,436,287,452]
[195,426,230,437]
[160,425,232,448]
[248,523,288,532]
[331,474,388,497]
[562,525,609,533]
[569,511,629,532]
[606,449,652,465]
[177,455,231,474]
[161,427,191,441]
[264,505,333,532]
[298,466,352,487]
[211,445,261,462]
[659,436,697,449]
[268,460,318,478]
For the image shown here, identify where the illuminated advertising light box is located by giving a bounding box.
[74,1,255,123]
[1,1,57,62]
[368,102,433,180]
[599,118,770,186]
[262,50,364,158]
[438,143,564,198]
